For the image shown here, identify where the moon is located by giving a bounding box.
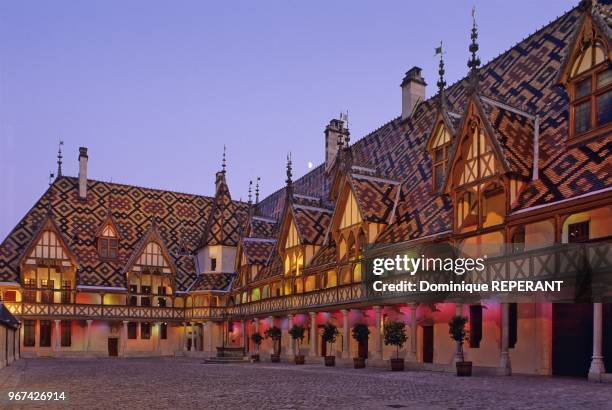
[307,161,313,169]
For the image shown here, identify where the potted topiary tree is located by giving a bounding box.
[449,315,471,376]
[265,326,282,362]
[351,323,370,369]
[322,323,339,367]
[289,324,306,365]
[250,332,263,362]
[384,320,407,371]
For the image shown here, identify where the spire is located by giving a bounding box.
[248,180,253,205]
[56,140,64,177]
[285,152,293,187]
[255,177,261,204]
[221,145,227,173]
[47,171,54,215]
[435,41,447,105]
[467,6,481,81]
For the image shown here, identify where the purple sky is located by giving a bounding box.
[0,0,576,238]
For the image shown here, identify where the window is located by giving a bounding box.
[61,320,71,347]
[3,291,16,302]
[210,257,217,271]
[24,320,36,347]
[41,279,54,304]
[568,36,610,141]
[568,221,590,243]
[141,286,151,307]
[23,278,36,303]
[429,123,451,191]
[141,322,151,340]
[39,320,52,347]
[161,323,168,340]
[61,280,71,304]
[511,227,525,254]
[469,305,483,348]
[29,230,67,261]
[98,224,118,259]
[128,322,137,339]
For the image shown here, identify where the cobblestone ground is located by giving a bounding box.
[0,358,610,409]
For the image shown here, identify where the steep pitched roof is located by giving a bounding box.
[291,202,333,246]
[242,238,276,265]
[349,173,400,224]
[188,273,234,292]
[0,176,246,291]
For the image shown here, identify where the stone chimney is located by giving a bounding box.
[78,147,88,200]
[401,66,427,120]
[324,118,349,172]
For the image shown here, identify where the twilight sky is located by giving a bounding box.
[0,0,576,238]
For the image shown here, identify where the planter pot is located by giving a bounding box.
[251,354,260,362]
[294,355,305,365]
[353,357,366,369]
[456,361,472,377]
[324,356,336,367]
[390,358,404,371]
[270,354,281,363]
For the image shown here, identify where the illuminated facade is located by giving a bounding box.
[0,0,610,381]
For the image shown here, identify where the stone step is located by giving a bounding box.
[202,357,246,364]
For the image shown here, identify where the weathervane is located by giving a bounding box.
[435,41,447,102]
[468,5,481,77]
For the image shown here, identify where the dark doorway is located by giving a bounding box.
[603,303,612,373]
[422,325,434,363]
[552,303,593,377]
[321,334,326,357]
[108,338,118,357]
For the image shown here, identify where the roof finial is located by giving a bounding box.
[221,145,227,173]
[248,180,253,204]
[47,171,54,215]
[286,152,293,186]
[435,41,447,103]
[467,6,481,78]
[49,171,55,186]
[56,140,64,177]
[255,177,261,204]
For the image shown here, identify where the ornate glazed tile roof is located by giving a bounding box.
[242,238,276,266]
[188,273,234,292]
[292,203,333,246]
[349,173,400,224]
[0,176,246,291]
[249,216,277,239]
[253,254,283,282]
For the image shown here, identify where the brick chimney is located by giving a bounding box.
[324,118,349,172]
[401,66,427,120]
[78,147,88,200]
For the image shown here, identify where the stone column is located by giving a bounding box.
[156,322,162,353]
[374,306,383,360]
[241,320,247,351]
[53,320,61,352]
[453,303,464,363]
[341,309,350,359]
[190,322,195,352]
[182,322,188,352]
[122,321,129,356]
[287,314,294,356]
[268,316,275,355]
[253,318,260,353]
[309,312,317,357]
[588,303,605,382]
[85,320,92,352]
[499,303,512,375]
[408,304,417,362]
[207,322,213,353]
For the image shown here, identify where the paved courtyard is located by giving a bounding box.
[0,358,610,409]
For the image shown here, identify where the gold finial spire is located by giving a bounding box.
[56,140,64,177]
[468,6,481,77]
[221,145,227,173]
[286,152,293,186]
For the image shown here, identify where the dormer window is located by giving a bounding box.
[98,224,118,259]
[564,18,611,143]
[429,122,452,191]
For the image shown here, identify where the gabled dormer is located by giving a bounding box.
[426,113,455,192]
[558,7,611,144]
[96,215,121,260]
[445,96,508,233]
